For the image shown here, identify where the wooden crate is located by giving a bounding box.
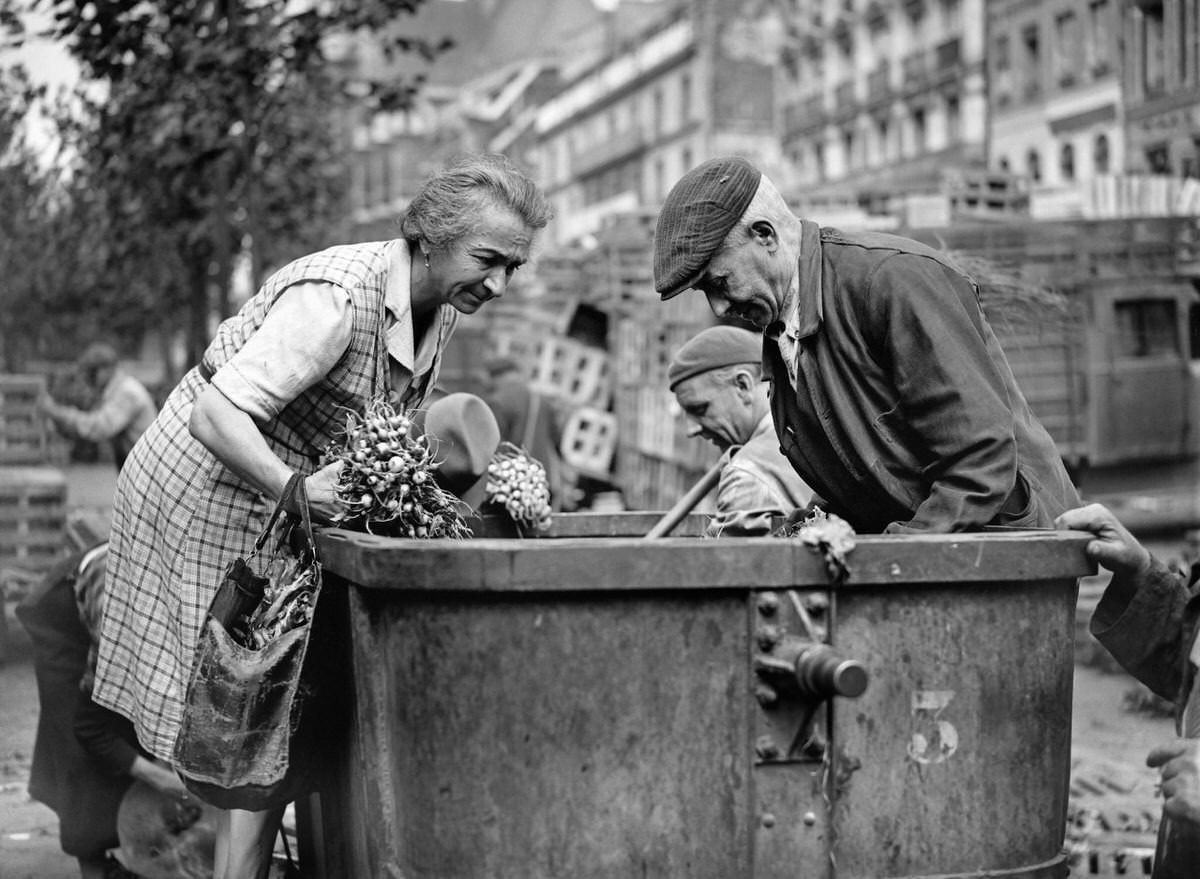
[614,446,715,512]
[559,407,618,480]
[0,466,68,571]
[0,374,59,466]
[528,337,611,410]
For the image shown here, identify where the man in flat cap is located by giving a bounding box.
[654,156,1079,533]
[40,342,158,471]
[669,325,812,536]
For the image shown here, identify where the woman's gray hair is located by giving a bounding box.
[400,153,553,252]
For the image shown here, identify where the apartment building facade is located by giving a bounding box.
[777,0,987,208]
[1123,0,1200,176]
[987,0,1124,189]
[530,0,782,245]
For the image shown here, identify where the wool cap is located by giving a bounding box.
[79,342,119,370]
[424,393,501,498]
[667,325,764,391]
[654,156,763,301]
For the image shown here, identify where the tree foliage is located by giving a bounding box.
[0,0,444,375]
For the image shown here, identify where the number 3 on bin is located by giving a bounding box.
[907,690,959,764]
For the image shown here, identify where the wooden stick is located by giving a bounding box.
[643,459,724,539]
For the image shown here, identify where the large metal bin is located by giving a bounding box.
[306,514,1093,879]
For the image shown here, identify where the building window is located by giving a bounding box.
[945,94,960,143]
[1145,143,1170,174]
[941,0,961,29]
[1027,148,1041,181]
[1141,2,1166,96]
[1055,12,1081,87]
[1060,143,1075,181]
[1114,299,1178,358]
[843,129,856,168]
[877,117,890,161]
[681,147,693,173]
[1094,134,1110,174]
[993,34,1012,106]
[653,88,664,133]
[912,107,927,153]
[1087,0,1111,74]
[815,142,826,180]
[1021,24,1041,100]
[995,34,1011,71]
[998,156,1011,172]
[680,72,692,124]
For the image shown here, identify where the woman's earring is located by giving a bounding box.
[423,252,430,270]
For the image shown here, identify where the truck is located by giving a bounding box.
[908,215,1200,537]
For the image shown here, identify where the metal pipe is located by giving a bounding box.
[642,459,724,539]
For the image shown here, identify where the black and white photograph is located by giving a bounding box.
[1,0,1198,876]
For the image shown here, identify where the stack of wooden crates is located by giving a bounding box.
[0,374,69,656]
[589,214,720,511]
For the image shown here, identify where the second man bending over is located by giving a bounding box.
[669,325,812,536]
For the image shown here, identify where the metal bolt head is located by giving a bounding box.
[754,682,779,708]
[756,623,782,651]
[756,591,780,615]
[755,735,781,760]
[803,811,817,827]
[761,812,776,828]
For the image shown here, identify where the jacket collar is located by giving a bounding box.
[772,219,823,342]
[792,219,824,339]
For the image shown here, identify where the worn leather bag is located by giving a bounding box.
[172,475,336,811]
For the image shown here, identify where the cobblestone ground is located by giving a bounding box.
[0,464,1180,877]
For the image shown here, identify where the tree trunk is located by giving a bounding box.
[188,257,210,369]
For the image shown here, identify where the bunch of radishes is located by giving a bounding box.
[484,441,552,533]
[326,398,472,539]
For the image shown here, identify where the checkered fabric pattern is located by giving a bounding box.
[92,241,448,762]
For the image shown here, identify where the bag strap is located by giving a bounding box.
[252,472,305,555]
[292,475,316,550]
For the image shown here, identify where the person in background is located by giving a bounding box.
[18,543,192,879]
[39,342,158,471]
[668,325,812,536]
[1056,503,1200,877]
[653,156,1080,534]
[91,153,552,879]
[483,354,569,510]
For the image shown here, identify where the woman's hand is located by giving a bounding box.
[1055,503,1153,578]
[303,459,346,524]
[129,756,189,797]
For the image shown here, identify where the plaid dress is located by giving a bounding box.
[93,241,450,762]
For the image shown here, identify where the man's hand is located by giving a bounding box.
[1055,503,1153,578]
[1147,739,1200,827]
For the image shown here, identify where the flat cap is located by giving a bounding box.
[654,156,762,301]
[79,342,119,370]
[668,325,764,391]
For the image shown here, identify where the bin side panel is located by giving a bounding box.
[349,589,752,879]
[829,579,1075,878]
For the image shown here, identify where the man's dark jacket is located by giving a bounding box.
[1090,557,1200,878]
[765,223,1080,533]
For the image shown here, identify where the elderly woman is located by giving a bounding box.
[91,153,552,878]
